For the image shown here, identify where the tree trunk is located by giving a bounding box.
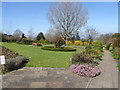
[65,36,68,46]
[88,39,92,46]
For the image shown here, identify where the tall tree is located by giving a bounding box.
[36,32,45,41]
[48,2,88,44]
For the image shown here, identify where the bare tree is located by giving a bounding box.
[45,27,65,48]
[13,29,23,41]
[45,27,61,43]
[85,26,98,45]
[48,2,88,44]
[98,33,113,45]
[27,28,34,40]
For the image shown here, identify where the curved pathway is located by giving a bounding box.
[1,50,118,88]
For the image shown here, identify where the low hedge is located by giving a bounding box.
[41,46,76,51]
[1,56,29,72]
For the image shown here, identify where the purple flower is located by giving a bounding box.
[70,64,101,77]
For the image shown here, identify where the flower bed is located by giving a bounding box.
[0,46,29,72]
[70,64,101,77]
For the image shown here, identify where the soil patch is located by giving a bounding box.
[0,46,18,59]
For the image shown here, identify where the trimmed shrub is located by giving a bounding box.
[4,56,29,72]
[41,46,76,52]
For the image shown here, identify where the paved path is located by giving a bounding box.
[1,50,118,88]
[2,68,90,88]
[88,50,118,88]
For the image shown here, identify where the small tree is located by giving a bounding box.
[36,32,45,41]
[76,33,80,40]
[22,33,26,38]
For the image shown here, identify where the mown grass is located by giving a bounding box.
[1,42,84,68]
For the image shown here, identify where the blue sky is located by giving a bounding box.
[2,2,118,36]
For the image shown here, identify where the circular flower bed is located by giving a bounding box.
[41,46,76,51]
[70,64,101,77]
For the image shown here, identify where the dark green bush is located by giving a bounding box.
[4,56,29,72]
[41,46,76,51]
[106,43,111,50]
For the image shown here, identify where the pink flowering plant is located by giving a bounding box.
[70,64,101,77]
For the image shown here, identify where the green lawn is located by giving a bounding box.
[1,42,84,68]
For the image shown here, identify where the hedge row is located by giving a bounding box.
[41,46,76,52]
